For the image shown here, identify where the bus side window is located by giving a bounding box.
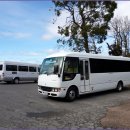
[79,61,84,80]
[79,61,89,80]
[85,61,89,80]
[38,67,40,73]
[6,65,17,71]
[64,57,79,74]
[63,57,79,81]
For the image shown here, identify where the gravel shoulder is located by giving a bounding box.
[101,100,130,128]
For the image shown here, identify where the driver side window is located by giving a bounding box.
[63,57,79,81]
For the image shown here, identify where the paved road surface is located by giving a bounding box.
[0,82,130,128]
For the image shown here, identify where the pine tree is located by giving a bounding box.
[53,1,117,53]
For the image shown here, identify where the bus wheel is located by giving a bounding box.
[66,88,77,102]
[34,80,38,83]
[116,82,123,92]
[6,81,12,84]
[13,78,19,84]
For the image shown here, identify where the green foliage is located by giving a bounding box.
[53,1,117,53]
[107,43,122,56]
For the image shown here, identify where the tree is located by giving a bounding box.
[108,16,130,56]
[53,1,117,53]
[107,42,122,56]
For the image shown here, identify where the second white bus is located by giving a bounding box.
[38,52,130,101]
[0,61,39,84]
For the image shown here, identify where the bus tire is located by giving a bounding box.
[34,80,38,83]
[66,87,77,102]
[6,81,12,84]
[13,78,19,84]
[116,81,123,92]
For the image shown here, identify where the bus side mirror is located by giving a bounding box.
[54,65,59,74]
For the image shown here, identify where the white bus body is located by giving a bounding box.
[38,52,130,101]
[0,61,39,83]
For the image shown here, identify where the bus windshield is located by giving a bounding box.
[0,65,3,71]
[40,57,63,75]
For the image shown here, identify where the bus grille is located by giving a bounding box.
[40,86,52,92]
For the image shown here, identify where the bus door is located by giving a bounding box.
[80,60,89,92]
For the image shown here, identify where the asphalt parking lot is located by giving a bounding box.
[0,82,130,129]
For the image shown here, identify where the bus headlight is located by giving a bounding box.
[52,88,61,92]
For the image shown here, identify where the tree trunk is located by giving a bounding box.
[83,35,89,53]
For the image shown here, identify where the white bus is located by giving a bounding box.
[38,52,130,101]
[0,61,39,84]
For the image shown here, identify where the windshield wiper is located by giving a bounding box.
[43,71,53,75]
[43,71,47,74]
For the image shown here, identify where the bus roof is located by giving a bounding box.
[46,52,130,61]
[0,61,39,66]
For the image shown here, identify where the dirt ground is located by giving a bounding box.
[101,100,130,128]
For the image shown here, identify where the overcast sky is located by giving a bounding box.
[0,1,130,64]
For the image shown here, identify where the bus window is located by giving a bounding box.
[85,61,89,80]
[0,65,2,70]
[79,60,89,80]
[63,57,79,81]
[29,66,36,72]
[18,66,28,72]
[6,65,17,71]
[40,57,63,75]
[38,67,40,72]
[79,60,84,80]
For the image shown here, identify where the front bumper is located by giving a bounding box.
[0,77,12,82]
[0,76,4,81]
[38,86,67,98]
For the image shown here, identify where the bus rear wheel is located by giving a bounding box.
[66,88,77,102]
[6,81,12,84]
[13,78,19,84]
[34,80,38,83]
[116,82,123,92]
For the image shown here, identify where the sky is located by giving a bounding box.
[0,1,130,64]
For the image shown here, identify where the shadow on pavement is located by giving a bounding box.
[0,81,37,85]
[44,87,130,102]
